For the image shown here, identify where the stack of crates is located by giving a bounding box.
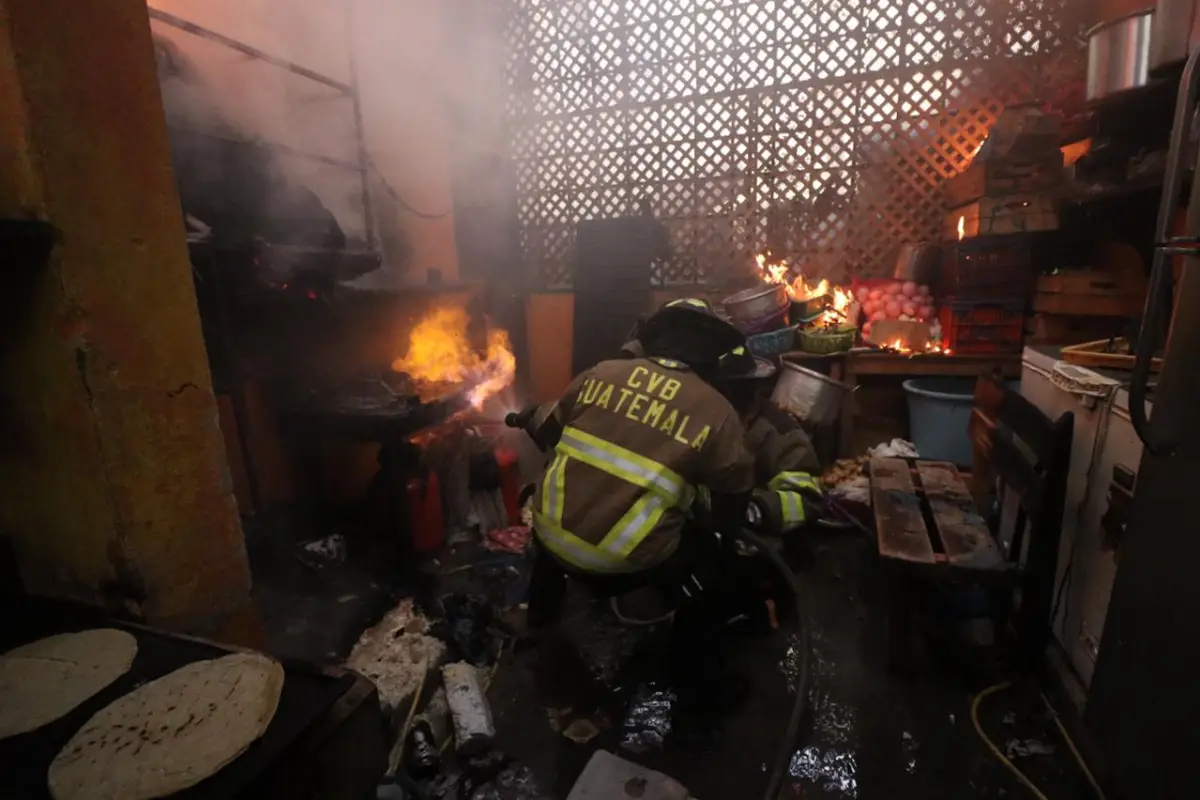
[936,232,1059,354]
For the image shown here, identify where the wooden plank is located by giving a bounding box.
[914,461,1004,570]
[870,458,935,564]
[1060,338,1163,372]
[850,352,1022,377]
[1032,292,1143,317]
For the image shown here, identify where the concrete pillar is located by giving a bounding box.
[0,0,256,642]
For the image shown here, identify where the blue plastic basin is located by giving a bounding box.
[901,377,978,466]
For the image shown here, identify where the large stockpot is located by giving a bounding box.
[1150,0,1200,73]
[1086,8,1155,102]
[770,361,854,427]
[723,284,789,330]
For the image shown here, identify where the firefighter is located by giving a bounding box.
[714,346,826,535]
[511,298,755,636]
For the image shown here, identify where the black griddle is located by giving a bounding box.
[0,595,355,799]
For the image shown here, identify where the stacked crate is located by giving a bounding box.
[939,106,1064,353]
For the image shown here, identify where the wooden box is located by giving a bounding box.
[945,194,1058,240]
[1033,271,1146,317]
[943,155,1063,208]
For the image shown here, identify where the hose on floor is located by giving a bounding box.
[737,529,812,800]
[970,680,1107,800]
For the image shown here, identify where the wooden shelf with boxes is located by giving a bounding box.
[1026,241,1149,347]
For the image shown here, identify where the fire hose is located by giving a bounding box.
[505,407,813,800]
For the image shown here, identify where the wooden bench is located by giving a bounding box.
[871,457,1005,572]
[872,374,1074,671]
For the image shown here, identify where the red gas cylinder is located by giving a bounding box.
[407,471,444,554]
[495,448,521,525]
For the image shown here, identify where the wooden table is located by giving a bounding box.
[780,350,1024,456]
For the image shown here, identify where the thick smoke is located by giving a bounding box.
[147,0,471,281]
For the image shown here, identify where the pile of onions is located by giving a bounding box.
[857,281,935,338]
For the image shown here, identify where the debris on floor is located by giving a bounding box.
[347,599,446,715]
[1005,738,1056,758]
[432,593,501,665]
[621,684,675,753]
[868,438,919,459]
[789,745,859,797]
[444,660,498,755]
[297,532,347,567]
[422,760,550,800]
[561,718,601,744]
[567,750,690,800]
[485,525,532,554]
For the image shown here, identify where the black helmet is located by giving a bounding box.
[716,345,778,381]
[639,298,745,371]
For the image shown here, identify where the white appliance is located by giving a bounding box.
[1020,347,1144,693]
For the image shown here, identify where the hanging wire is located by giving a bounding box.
[366,154,454,220]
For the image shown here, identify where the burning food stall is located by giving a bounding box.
[4,0,1147,797]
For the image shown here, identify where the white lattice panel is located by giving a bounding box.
[505,0,1083,287]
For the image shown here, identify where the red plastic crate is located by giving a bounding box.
[938,298,1026,354]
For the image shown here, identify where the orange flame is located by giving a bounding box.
[957,215,966,241]
[878,337,952,356]
[755,254,853,325]
[391,306,515,410]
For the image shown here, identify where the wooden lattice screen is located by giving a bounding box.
[504,0,1083,288]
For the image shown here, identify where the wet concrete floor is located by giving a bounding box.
[489,534,1089,799]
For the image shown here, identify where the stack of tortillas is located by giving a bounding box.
[48,652,284,800]
[0,629,139,740]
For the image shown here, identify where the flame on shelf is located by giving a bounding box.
[879,337,953,356]
[754,254,853,325]
[957,215,966,241]
[391,306,516,410]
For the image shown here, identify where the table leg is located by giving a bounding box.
[838,361,857,458]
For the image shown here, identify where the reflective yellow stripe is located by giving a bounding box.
[649,357,685,370]
[534,427,697,570]
[597,492,670,556]
[541,452,568,520]
[779,491,806,526]
[533,511,638,574]
[768,471,821,494]
[558,427,688,504]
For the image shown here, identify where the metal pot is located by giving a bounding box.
[723,284,789,328]
[1150,0,1200,73]
[770,361,854,427]
[1086,9,1155,102]
[893,242,939,283]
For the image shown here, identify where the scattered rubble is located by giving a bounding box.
[444,661,497,755]
[562,718,601,744]
[1005,738,1056,758]
[567,750,690,800]
[621,685,675,753]
[347,599,446,715]
[298,532,347,567]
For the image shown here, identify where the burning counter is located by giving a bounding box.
[753,255,949,355]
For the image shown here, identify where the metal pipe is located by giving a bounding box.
[148,7,353,94]
[1133,46,1200,456]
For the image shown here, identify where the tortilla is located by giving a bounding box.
[0,629,138,740]
[48,652,284,800]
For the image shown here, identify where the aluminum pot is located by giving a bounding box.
[723,284,789,328]
[1150,0,1200,73]
[770,361,854,427]
[1086,9,1155,102]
